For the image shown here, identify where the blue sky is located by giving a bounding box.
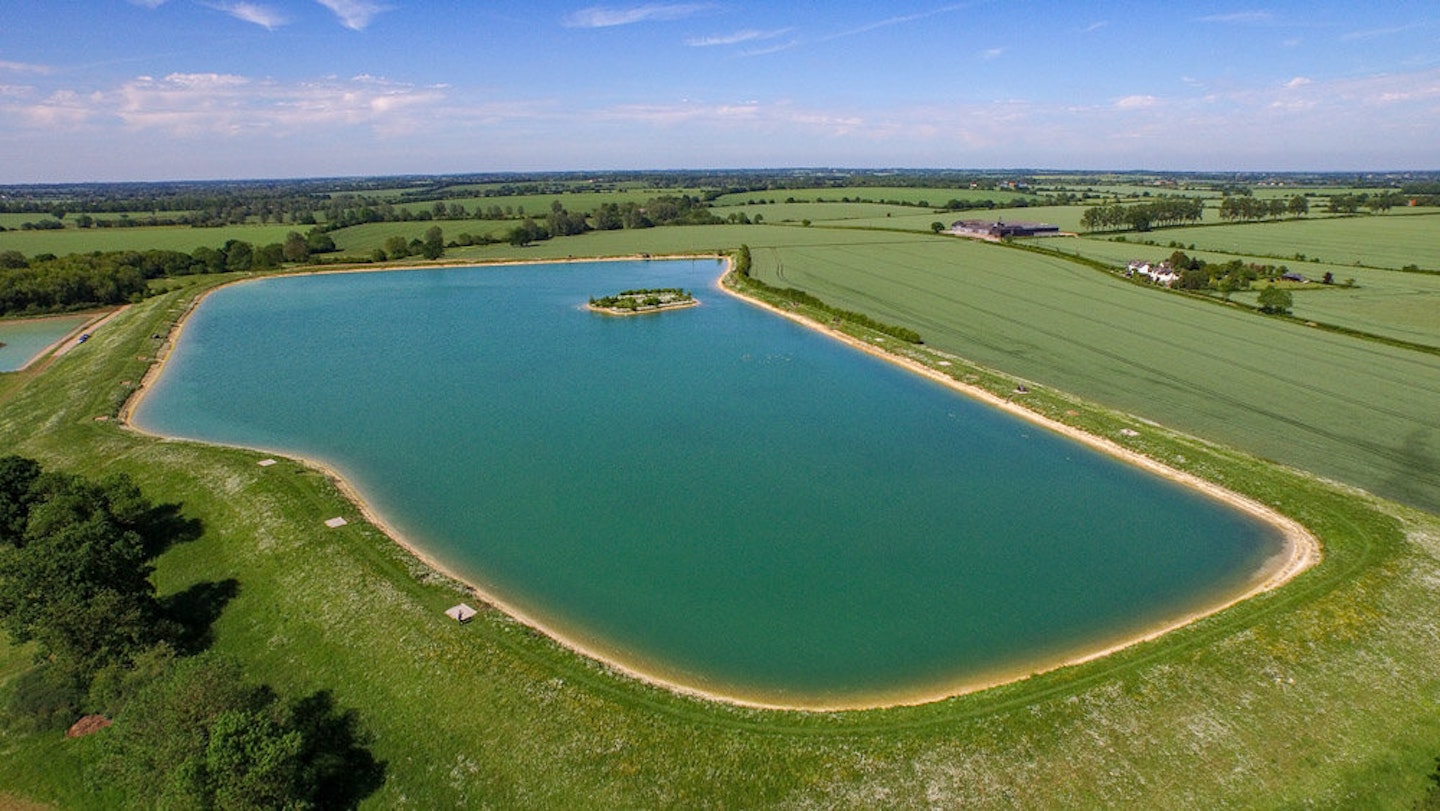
[1,1,1437,181]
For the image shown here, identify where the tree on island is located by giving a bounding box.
[589,288,695,311]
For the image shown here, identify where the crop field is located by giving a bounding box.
[1249,186,1391,200]
[738,233,1440,515]
[1048,183,1214,199]
[0,223,303,257]
[710,201,922,224]
[711,186,1036,208]
[0,213,62,229]
[810,210,958,232]
[1037,238,1440,348]
[0,212,193,230]
[323,220,507,255]
[435,180,661,196]
[1146,212,1440,270]
[3,259,1440,807]
[394,188,711,217]
[832,204,1090,234]
[1229,272,1440,347]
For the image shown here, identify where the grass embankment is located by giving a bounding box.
[0,256,1438,806]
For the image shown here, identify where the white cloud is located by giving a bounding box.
[1195,11,1275,24]
[740,39,801,57]
[314,0,390,31]
[6,65,1438,179]
[1114,95,1160,109]
[980,47,1004,61]
[1284,76,1312,88]
[128,0,169,7]
[15,90,101,128]
[0,59,52,75]
[592,99,874,138]
[686,29,790,47]
[3,72,448,138]
[206,2,289,29]
[819,4,972,43]
[563,4,712,29]
[1341,23,1425,42]
[1083,21,1108,33]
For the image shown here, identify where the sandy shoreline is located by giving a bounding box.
[121,255,1321,713]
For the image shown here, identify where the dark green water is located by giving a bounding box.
[136,259,1285,706]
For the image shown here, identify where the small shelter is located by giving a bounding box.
[446,603,478,623]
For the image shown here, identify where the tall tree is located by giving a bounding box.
[421,225,445,260]
[99,654,384,809]
[282,231,310,263]
[0,463,171,679]
[1257,285,1293,314]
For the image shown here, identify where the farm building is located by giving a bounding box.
[1126,260,1179,286]
[950,220,1061,238]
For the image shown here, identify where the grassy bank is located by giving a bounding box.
[0,256,1438,806]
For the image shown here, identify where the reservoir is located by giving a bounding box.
[134,259,1290,708]
[0,314,93,372]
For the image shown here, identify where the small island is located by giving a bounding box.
[587,288,698,315]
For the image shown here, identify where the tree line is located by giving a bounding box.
[0,457,382,808]
[1217,194,1309,222]
[501,196,723,247]
[1079,198,1207,232]
[0,230,337,316]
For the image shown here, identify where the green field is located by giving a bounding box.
[711,201,921,224]
[0,214,65,230]
[0,224,304,257]
[1230,271,1440,346]
[325,221,508,254]
[1037,237,1440,348]
[2,252,1439,806]
[830,204,1089,234]
[1041,183,1213,199]
[711,186,1037,208]
[391,188,710,217]
[1143,212,1440,270]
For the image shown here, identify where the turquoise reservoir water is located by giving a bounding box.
[135,259,1285,706]
[0,314,92,371]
